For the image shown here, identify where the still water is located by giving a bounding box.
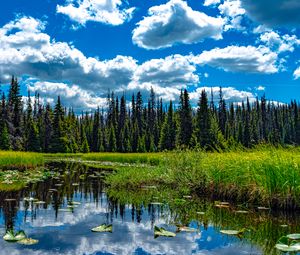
[0,161,298,255]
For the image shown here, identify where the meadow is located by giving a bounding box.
[0,151,44,169]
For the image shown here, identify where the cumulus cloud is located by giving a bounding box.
[0,16,137,93]
[193,45,279,74]
[259,31,300,53]
[27,81,107,110]
[190,86,256,104]
[0,16,283,110]
[132,0,224,49]
[56,0,135,26]
[240,0,300,27]
[293,67,300,80]
[218,0,246,31]
[203,0,221,6]
[255,85,265,91]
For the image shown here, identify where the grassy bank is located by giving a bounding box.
[104,148,300,210]
[0,151,44,169]
[82,152,163,165]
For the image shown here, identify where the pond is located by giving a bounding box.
[0,161,299,255]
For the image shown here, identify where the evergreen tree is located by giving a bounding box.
[159,101,176,150]
[177,89,193,147]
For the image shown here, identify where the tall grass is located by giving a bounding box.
[105,148,300,209]
[82,152,163,165]
[0,151,44,169]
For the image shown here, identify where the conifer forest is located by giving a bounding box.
[1,76,299,153]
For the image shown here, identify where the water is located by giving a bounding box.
[0,161,298,255]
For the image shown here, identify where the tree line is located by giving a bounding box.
[0,76,299,153]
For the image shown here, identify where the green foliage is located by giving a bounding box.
[0,76,299,154]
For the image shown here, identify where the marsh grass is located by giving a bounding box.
[82,152,163,166]
[0,151,44,169]
[104,148,300,209]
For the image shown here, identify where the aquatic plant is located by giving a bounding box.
[91,224,113,233]
[154,226,176,238]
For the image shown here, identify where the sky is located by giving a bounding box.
[0,0,299,111]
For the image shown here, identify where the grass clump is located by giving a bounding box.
[105,148,300,210]
[82,152,163,166]
[0,151,44,169]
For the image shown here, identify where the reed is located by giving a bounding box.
[105,148,300,209]
[0,151,44,169]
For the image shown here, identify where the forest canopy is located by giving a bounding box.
[0,76,299,153]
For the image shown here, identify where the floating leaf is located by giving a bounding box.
[15,230,26,241]
[257,206,269,210]
[17,238,39,245]
[287,234,300,240]
[4,199,16,202]
[154,226,176,238]
[220,228,245,236]
[58,208,72,212]
[34,201,45,205]
[235,210,248,214]
[176,226,198,232]
[3,230,16,242]
[151,202,163,205]
[69,201,81,205]
[275,236,300,252]
[196,212,205,215]
[91,224,112,233]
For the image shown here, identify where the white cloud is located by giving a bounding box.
[203,0,221,6]
[0,16,285,110]
[132,0,224,49]
[133,54,199,88]
[259,31,300,53]
[193,45,279,74]
[218,0,246,31]
[28,81,107,110]
[293,67,300,80]
[57,0,135,26]
[255,85,265,91]
[190,86,256,104]
[253,25,271,34]
[0,16,137,94]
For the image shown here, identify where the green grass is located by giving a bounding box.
[0,151,44,169]
[104,148,300,209]
[82,152,163,165]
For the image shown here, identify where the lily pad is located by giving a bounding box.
[15,231,26,241]
[58,208,72,212]
[257,206,270,210]
[17,238,39,245]
[154,226,176,238]
[235,210,248,214]
[176,226,198,232]
[3,230,16,242]
[91,224,113,233]
[287,234,300,240]
[34,201,45,205]
[220,229,245,236]
[69,201,81,205]
[275,236,300,252]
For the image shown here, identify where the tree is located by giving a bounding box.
[159,101,176,150]
[196,90,211,148]
[177,89,193,147]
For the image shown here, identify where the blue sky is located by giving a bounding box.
[0,0,299,110]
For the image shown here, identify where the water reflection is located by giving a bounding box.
[0,162,297,255]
